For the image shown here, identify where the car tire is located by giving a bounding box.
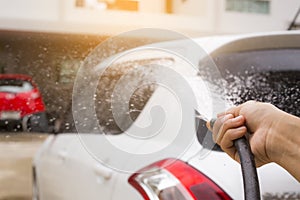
[25,112,49,133]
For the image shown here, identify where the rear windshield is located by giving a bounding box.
[94,59,157,134]
[0,79,33,93]
[197,49,300,151]
[92,58,172,134]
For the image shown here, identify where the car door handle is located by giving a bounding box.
[94,163,113,180]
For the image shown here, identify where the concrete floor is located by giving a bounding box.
[0,134,47,200]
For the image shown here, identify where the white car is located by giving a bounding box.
[33,31,300,200]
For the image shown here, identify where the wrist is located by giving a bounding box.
[269,112,300,179]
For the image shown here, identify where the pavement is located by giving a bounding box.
[0,133,48,200]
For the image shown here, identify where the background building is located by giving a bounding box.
[0,0,299,37]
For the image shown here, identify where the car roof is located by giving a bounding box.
[194,30,300,54]
[96,31,300,69]
[0,74,37,87]
[0,74,33,81]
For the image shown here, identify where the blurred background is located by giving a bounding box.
[0,0,299,133]
[1,0,300,36]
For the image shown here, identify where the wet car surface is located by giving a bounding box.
[33,32,300,200]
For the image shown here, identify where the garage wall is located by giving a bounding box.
[0,0,60,21]
[0,0,299,36]
[0,0,216,36]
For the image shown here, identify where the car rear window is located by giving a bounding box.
[0,79,33,93]
[212,49,300,117]
[197,48,300,151]
[92,58,172,134]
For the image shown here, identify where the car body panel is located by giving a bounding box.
[34,31,300,200]
[34,135,116,200]
[187,150,300,200]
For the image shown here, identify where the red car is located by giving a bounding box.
[0,74,48,132]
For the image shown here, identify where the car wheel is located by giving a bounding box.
[23,112,49,133]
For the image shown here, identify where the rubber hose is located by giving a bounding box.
[235,137,261,200]
[210,119,261,200]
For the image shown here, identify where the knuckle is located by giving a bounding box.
[223,120,231,129]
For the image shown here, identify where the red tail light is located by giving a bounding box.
[128,158,231,200]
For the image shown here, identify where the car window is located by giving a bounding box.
[94,58,171,134]
[0,79,33,93]
[197,48,300,151]
[212,49,300,117]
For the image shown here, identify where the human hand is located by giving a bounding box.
[207,100,300,181]
[207,101,287,167]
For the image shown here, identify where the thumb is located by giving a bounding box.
[206,118,216,131]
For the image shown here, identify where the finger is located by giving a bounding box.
[216,112,227,118]
[214,115,245,144]
[206,121,211,131]
[206,118,216,131]
[206,116,224,132]
[217,107,237,118]
[216,105,243,119]
[220,126,247,150]
[212,114,233,142]
[225,105,243,117]
[217,100,258,119]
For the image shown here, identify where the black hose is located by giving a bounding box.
[235,137,261,200]
[210,119,261,200]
